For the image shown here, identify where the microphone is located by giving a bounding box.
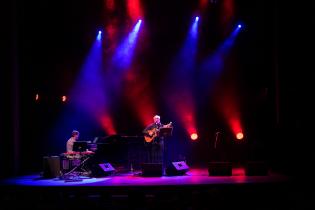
[214,131,220,149]
[156,122,162,128]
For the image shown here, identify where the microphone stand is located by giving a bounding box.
[214,131,220,149]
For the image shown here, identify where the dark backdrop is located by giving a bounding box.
[1,0,315,178]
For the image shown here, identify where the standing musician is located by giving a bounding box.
[143,115,172,165]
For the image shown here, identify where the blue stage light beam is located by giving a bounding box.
[112,19,143,70]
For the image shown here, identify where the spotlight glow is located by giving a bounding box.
[238,24,242,28]
[97,30,102,41]
[35,94,39,101]
[191,133,198,141]
[236,132,244,140]
[127,0,143,22]
[112,19,142,69]
[61,95,67,102]
[195,16,199,22]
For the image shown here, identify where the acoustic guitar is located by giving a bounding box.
[144,122,172,143]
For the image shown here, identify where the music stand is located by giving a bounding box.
[159,127,173,138]
[158,127,173,175]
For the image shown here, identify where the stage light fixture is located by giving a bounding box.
[61,95,67,102]
[97,30,102,40]
[236,132,244,140]
[191,133,198,140]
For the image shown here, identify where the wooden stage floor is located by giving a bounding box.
[0,167,313,210]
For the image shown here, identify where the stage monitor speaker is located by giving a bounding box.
[91,163,115,177]
[208,161,232,176]
[42,156,61,178]
[166,161,189,176]
[245,161,268,176]
[141,163,163,177]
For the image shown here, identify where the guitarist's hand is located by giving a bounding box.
[144,133,151,137]
[163,122,172,128]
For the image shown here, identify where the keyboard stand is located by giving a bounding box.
[60,156,91,182]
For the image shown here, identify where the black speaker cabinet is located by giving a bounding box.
[42,156,61,178]
[141,163,163,177]
[208,161,232,176]
[245,161,268,176]
[166,161,189,176]
[91,163,115,177]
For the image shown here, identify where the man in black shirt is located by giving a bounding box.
[143,115,164,164]
[143,115,172,166]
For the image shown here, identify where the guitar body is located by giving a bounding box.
[144,128,158,143]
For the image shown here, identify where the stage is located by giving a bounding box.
[2,168,288,187]
[1,167,310,210]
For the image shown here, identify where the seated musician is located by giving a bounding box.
[66,130,80,153]
[142,115,172,164]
